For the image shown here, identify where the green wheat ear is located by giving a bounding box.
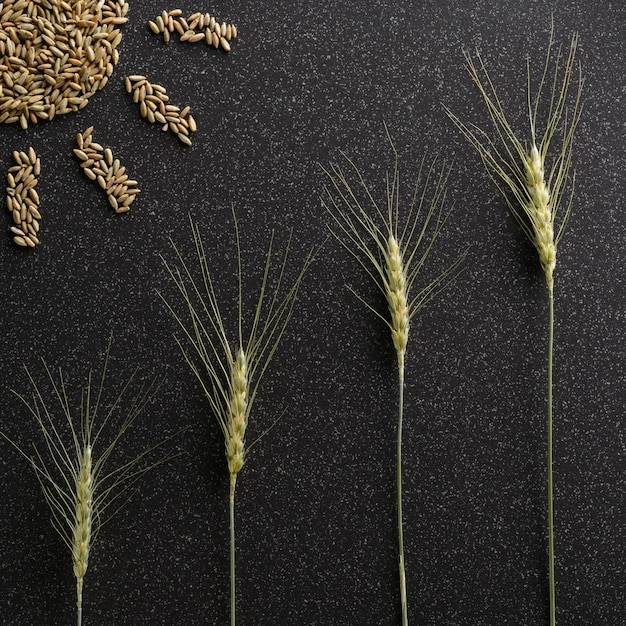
[322,127,466,626]
[445,21,583,626]
[444,21,583,290]
[1,336,180,626]
[159,209,318,626]
[323,128,466,371]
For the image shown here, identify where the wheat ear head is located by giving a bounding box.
[322,127,466,372]
[524,144,556,286]
[73,444,93,613]
[160,212,317,487]
[226,348,248,482]
[445,21,583,290]
[323,127,466,626]
[385,234,410,371]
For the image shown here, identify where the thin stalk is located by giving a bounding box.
[397,357,408,626]
[230,476,237,626]
[77,580,83,626]
[547,287,555,626]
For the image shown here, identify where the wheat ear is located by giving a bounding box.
[445,22,583,626]
[1,337,180,626]
[73,444,93,622]
[445,22,582,290]
[159,210,317,626]
[323,127,466,626]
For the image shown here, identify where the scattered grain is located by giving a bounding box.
[74,127,140,213]
[125,75,197,145]
[6,146,41,247]
[148,8,237,51]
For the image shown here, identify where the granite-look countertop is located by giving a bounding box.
[0,1,624,624]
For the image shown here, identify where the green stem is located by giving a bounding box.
[547,287,555,626]
[230,475,237,626]
[76,577,83,626]
[397,356,408,626]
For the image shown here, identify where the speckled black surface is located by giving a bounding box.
[0,1,625,624]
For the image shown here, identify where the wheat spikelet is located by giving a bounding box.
[73,445,93,612]
[445,21,583,290]
[384,234,410,371]
[226,348,248,482]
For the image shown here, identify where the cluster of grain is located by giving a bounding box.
[0,0,129,129]
[6,147,41,247]
[148,9,237,51]
[74,126,140,213]
[125,75,197,146]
